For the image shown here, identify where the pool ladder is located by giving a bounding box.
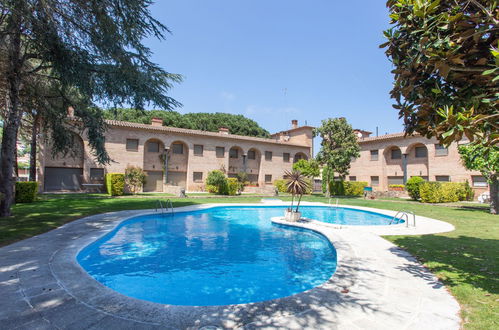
[155,199,174,216]
[391,210,416,227]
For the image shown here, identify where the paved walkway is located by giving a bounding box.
[0,203,460,329]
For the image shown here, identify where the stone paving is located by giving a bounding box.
[0,203,461,329]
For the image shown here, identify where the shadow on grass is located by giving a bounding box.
[389,235,498,294]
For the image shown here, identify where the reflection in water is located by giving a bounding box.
[79,206,389,305]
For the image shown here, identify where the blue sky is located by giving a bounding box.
[145,1,401,140]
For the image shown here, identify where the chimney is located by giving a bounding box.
[151,117,163,126]
[67,106,75,118]
[291,119,298,129]
[353,129,372,139]
[219,127,229,134]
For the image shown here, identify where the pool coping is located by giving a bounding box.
[0,202,460,329]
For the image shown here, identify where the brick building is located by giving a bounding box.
[39,119,313,193]
[348,130,488,197]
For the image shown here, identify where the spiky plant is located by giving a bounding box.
[284,170,310,212]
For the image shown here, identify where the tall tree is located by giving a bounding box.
[292,159,320,178]
[0,1,181,216]
[314,118,360,196]
[382,0,498,146]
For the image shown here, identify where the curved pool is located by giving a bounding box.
[77,206,395,306]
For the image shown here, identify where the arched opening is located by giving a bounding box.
[166,140,189,187]
[228,146,244,178]
[246,148,261,184]
[143,139,165,192]
[293,152,308,163]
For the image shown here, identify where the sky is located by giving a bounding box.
[145,1,401,148]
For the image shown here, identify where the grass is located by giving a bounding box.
[1,193,497,329]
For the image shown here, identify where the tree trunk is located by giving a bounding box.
[29,113,39,181]
[490,176,498,215]
[0,15,23,217]
[295,194,303,212]
[14,147,19,178]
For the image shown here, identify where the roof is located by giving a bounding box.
[270,125,315,137]
[357,132,420,143]
[105,120,310,147]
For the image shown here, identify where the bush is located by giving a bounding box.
[328,181,345,196]
[206,170,228,195]
[105,173,125,196]
[15,181,38,203]
[344,181,368,196]
[406,176,426,200]
[124,166,147,194]
[274,179,288,193]
[227,178,241,196]
[389,184,405,188]
[419,181,473,203]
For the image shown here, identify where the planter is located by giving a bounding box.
[389,187,405,192]
[284,210,302,222]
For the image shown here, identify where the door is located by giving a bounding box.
[144,171,164,192]
[44,167,83,191]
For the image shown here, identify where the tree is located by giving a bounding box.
[285,170,310,213]
[0,1,181,216]
[382,0,498,146]
[292,159,320,178]
[103,108,271,138]
[314,118,360,196]
[124,166,147,195]
[459,143,498,214]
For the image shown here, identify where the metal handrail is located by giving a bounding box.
[165,199,174,215]
[391,210,416,227]
[155,200,165,214]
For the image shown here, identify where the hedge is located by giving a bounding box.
[273,179,288,193]
[406,176,426,200]
[420,181,474,203]
[15,181,38,203]
[324,180,367,196]
[227,178,241,196]
[206,170,228,194]
[105,173,125,196]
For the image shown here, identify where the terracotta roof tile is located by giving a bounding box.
[357,132,420,143]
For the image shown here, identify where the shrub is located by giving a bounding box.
[344,181,368,196]
[206,170,228,195]
[124,166,147,194]
[406,176,426,200]
[419,181,472,203]
[329,181,345,196]
[389,184,405,188]
[227,178,241,196]
[274,179,288,193]
[15,181,38,203]
[105,173,125,196]
[420,182,443,203]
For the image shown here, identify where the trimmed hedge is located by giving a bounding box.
[105,173,125,196]
[420,181,474,203]
[325,180,367,196]
[15,181,38,203]
[406,176,426,200]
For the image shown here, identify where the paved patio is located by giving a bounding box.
[0,203,460,329]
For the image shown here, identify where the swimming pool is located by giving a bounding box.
[77,206,396,306]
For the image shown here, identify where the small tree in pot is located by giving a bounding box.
[284,170,310,221]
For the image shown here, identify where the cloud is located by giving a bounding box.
[220,91,236,102]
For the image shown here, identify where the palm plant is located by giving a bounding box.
[284,170,310,212]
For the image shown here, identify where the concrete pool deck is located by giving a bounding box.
[0,202,460,329]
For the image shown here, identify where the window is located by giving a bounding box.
[391,148,402,159]
[387,176,404,185]
[349,176,357,181]
[248,150,256,160]
[371,176,379,186]
[370,150,379,161]
[283,153,290,162]
[435,144,448,156]
[415,146,428,158]
[90,168,104,181]
[472,176,488,187]
[265,151,272,161]
[193,172,203,182]
[216,147,225,158]
[435,175,450,182]
[172,143,183,154]
[126,139,139,151]
[147,141,160,153]
[265,174,272,183]
[229,148,239,159]
[194,144,203,156]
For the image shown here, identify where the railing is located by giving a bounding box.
[391,210,416,227]
[155,199,174,216]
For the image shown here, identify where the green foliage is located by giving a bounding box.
[292,159,320,178]
[419,182,473,203]
[406,176,426,200]
[227,178,241,196]
[383,0,498,146]
[274,179,288,193]
[236,172,250,188]
[314,118,360,191]
[328,181,345,196]
[206,170,228,195]
[103,109,271,138]
[284,170,310,212]
[389,184,405,188]
[124,166,147,194]
[344,181,368,196]
[15,182,38,203]
[105,173,125,196]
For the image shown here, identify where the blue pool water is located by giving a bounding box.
[77,206,395,306]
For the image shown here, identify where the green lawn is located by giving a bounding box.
[1,194,497,329]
